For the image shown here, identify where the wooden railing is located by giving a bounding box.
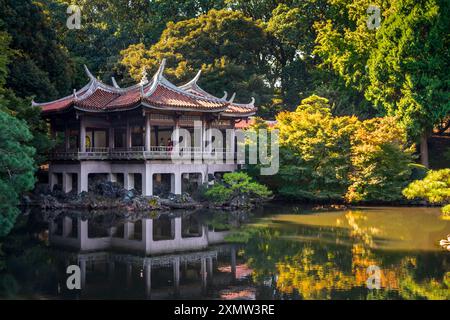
[49,146,236,161]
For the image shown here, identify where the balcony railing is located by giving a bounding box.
[49,146,236,162]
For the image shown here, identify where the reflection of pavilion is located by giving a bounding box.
[49,215,229,255]
[61,245,238,299]
[49,215,243,298]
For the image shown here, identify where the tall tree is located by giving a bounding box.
[314,0,450,167]
[121,9,272,105]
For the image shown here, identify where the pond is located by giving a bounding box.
[0,205,448,299]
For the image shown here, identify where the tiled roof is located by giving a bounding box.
[34,60,256,117]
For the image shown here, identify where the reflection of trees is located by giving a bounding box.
[241,210,450,300]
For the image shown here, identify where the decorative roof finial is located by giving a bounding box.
[139,67,149,86]
[73,89,78,100]
[83,64,97,81]
[111,77,120,88]
[228,92,236,103]
[221,91,228,100]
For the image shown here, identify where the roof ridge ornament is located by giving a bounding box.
[73,89,78,101]
[221,91,228,100]
[111,77,120,88]
[156,58,166,81]
[228,92,236,103]
[84,64,97,81]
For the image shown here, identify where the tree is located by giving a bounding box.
[274,95,358,201]
[365,0,450,167]
[314,0,450,167]
[120,9,272,105]
[346,117,414,203]
[0,110,35,237]
[402,169,450,219]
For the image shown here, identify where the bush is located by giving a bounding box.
[403,169,450,218]
[205,172,272,206]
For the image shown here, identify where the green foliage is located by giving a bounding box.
[314,0,450,140]
[205,172,272,205]
[346,117,414,202]
[121,9,271,105]
[275,95,358,201]
[271,95,414,202]
[0,111,36,237]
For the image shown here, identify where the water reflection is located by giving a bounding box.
[0,206,449,299]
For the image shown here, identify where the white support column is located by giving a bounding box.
[143,170,153,196]
[124,173,135,190]
[49,172,57,191]
[62,173,73,193]
[80,117,86,153]
[143,219,153,255]
[78,168,88,193]
[124,222,135,240]
[145,114,151,152]
[171,172,182,195]
[226,127,236,164]
[174,217,182,240]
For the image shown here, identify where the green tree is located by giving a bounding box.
[0,111,35,237]
[120,9,272,105]
[403,169,450,218]
[314,0,450,167]
[346,117,414,203]
[274,95,358,201]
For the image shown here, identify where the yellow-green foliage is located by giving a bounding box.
[403,169,450,217]
[274,95,414,202]
[403,169,450,203]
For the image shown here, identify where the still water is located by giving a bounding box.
[0,205,449,299]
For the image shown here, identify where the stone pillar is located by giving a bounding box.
[109,127,115,150]
[145,114,151,152]
[124,222,135,240]
[62,173,73,193]
[173,257,180,295]
[62,216,73,237]
[124,173,135,190]
[171,173,182,195]
[80,117,86,153]
[174,217,182,240]
[143,219,153,255]
[143,169,153,196]
[78,169,88,193]
[144,262,151,299]
[49,172,57,191]
[78,218,88,250]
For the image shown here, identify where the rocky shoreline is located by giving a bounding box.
[25,181,263,213]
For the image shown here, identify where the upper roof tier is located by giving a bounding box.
[34,59,256,117]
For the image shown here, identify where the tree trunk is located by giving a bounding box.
[420,131,429,168]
